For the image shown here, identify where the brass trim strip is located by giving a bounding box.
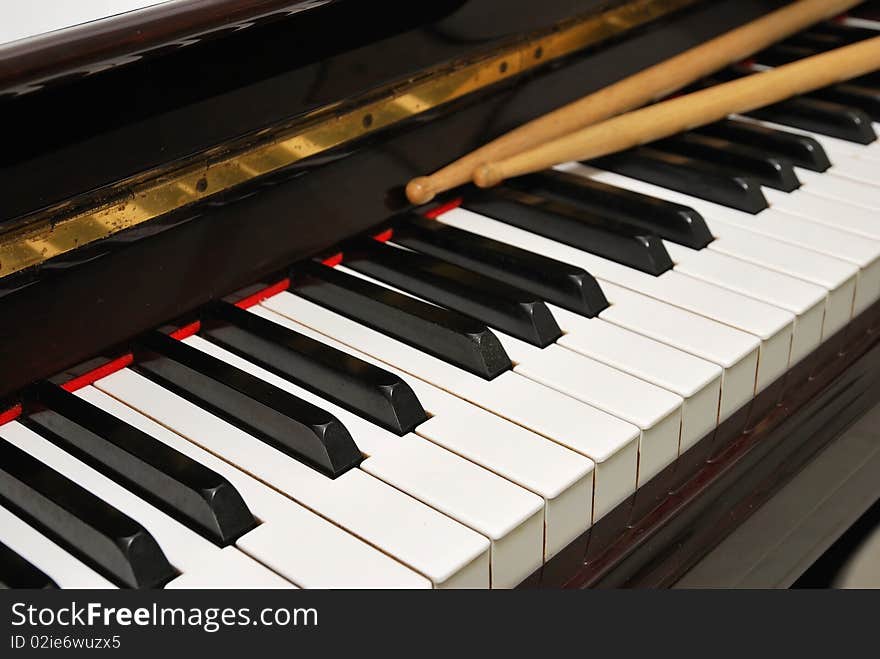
[0,0,697,279]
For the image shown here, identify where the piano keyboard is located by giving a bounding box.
[2,19,879,589]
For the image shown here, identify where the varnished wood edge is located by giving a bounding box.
[0,0,700,280]
[0,0,339,94]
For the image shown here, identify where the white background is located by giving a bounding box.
[0,1,178,47]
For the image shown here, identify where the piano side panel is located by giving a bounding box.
[548,301,880,588]
[678,400,880,588]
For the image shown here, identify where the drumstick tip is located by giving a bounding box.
[473,163,503,189]
[405,177,436,205]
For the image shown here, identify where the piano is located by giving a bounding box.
[1,0,879,589]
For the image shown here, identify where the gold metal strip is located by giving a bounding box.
[0,0,697,278]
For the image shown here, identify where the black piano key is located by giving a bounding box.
[654,132,801,192]
[785,31,842,51]
[392,214,609,317]
[696,119,831,172]
[463,186,674,275]
[291,261,512,380]
[0,439,177,589]
[784,31,880,83]
[809,22,879,45]
[752,43,813,67]
[763,40,880,119]
[732,55,880,110]
[783,29,876,55]
[507,170,714,249]
[695,67,743,86]
[746,97,877,145]
[774,25,878,65]
[0,540,58,589]
[202,301,428,435]
[855,70,880,89]
[808,83,880,122]
[25,382,257,545]
[345,238,562,347]
[134,331,363,479]
[591,147,770,214]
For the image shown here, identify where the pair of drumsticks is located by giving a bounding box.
[405,0,880,206]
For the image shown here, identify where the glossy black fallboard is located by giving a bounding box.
[202,301,428,435]
[393,214,609,317]
[0,0,784,399]
[0,0,612,224]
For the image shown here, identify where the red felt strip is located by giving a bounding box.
[321,253,344,268]
[424,197,463,219]
[234,278,291,308]
[169,320,202,340]
[0,403,22,426]
[372,228,394,243]
[61,354,134,392]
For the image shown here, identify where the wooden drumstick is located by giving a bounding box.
[472,36,880,188]
[404,0,864,205]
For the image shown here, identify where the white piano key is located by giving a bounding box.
[599,281,758,423]
[793,168,880,213]
[339,264,682,490]
[248,305,595,560]
[551,308,721,452]
[702,222,857,339]
[770,184,880,238]
[362,439,541,589]
[182,335,544,589]
[0,504,116,589]
[664,241,826,364]
[262,291,641,521]
[567,163,880,316]
[165,546,293,589]
[92,369,491,588]
[0,420,291,589]
[436,208,760,421]
[440,206,793,393]
[78,385,431,589]
[841,17,880,30]
[504,337,683,485]
[709,209,880,317]
[415,398,592,560]
[465,371,639,521]
[819,156,880,192]
[825,162,880,191]
[237,516,429,589]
